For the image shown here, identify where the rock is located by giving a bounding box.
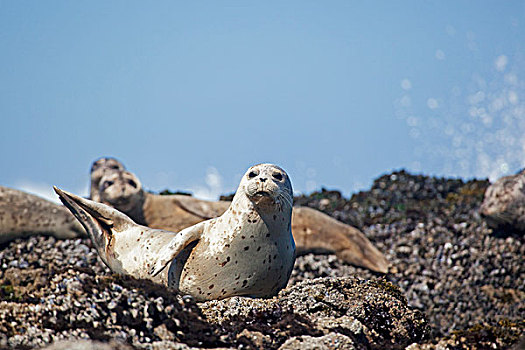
[293,170,524,347]
[201,277,430,349]
[279,333,356,350]
[39,340,133,349]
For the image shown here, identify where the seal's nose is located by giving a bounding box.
[260,177,267,182]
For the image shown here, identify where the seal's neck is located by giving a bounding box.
[231,191,292,229]
[113,190,147,226]
[89,179,100,201]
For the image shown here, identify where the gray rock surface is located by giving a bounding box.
[0,170,523,349]
[201,277,428,349]
[39,340,133,350]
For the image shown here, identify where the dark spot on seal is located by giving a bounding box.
[209,284,214,289]
[266,233,270,237]
[241,236,245,239]
[244,246,249,251]
[257,246,261,251]
[242,280,248,287]
[220,257,230,267]
[273,215,277,220]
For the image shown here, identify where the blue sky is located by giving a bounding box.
[1,1,524,202]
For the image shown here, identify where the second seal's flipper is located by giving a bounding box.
[292,207,389,274]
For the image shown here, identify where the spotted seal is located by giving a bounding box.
[94,168,389,273]
[480,169,525,233]
[55,163,296,301]
[0,186,84,244]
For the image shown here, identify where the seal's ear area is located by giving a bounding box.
[54,187,134,244]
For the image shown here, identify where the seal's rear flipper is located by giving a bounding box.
[53,186,134,254]
[292,207,389,274]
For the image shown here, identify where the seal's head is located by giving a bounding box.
[239,164,293,210]
[89,157,126,201]
[99,170,143,213]
[90,157,126,182]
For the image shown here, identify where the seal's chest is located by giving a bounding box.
[176,216,294,300]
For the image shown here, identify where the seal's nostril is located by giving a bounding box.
[260,178,267,182]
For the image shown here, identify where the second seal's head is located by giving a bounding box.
[99,170,143,212]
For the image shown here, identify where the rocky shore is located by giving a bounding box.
[0,170,523,349]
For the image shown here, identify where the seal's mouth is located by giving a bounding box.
[254,191,271,197]
[248,190,275,205]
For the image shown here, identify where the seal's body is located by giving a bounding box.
[0,186,84,244]
[55,164,296,301]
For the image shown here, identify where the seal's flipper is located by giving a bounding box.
[149,221,206,277]
[334,233,389,274]
[55,186,187,279]
[54,187,133,248]
[292,207,389,274]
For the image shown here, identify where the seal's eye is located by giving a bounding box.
[272,173,283,181]
[102,181,114,189]
[127,179,137,188]
[248,171,258,179]
[110,165,119,169]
